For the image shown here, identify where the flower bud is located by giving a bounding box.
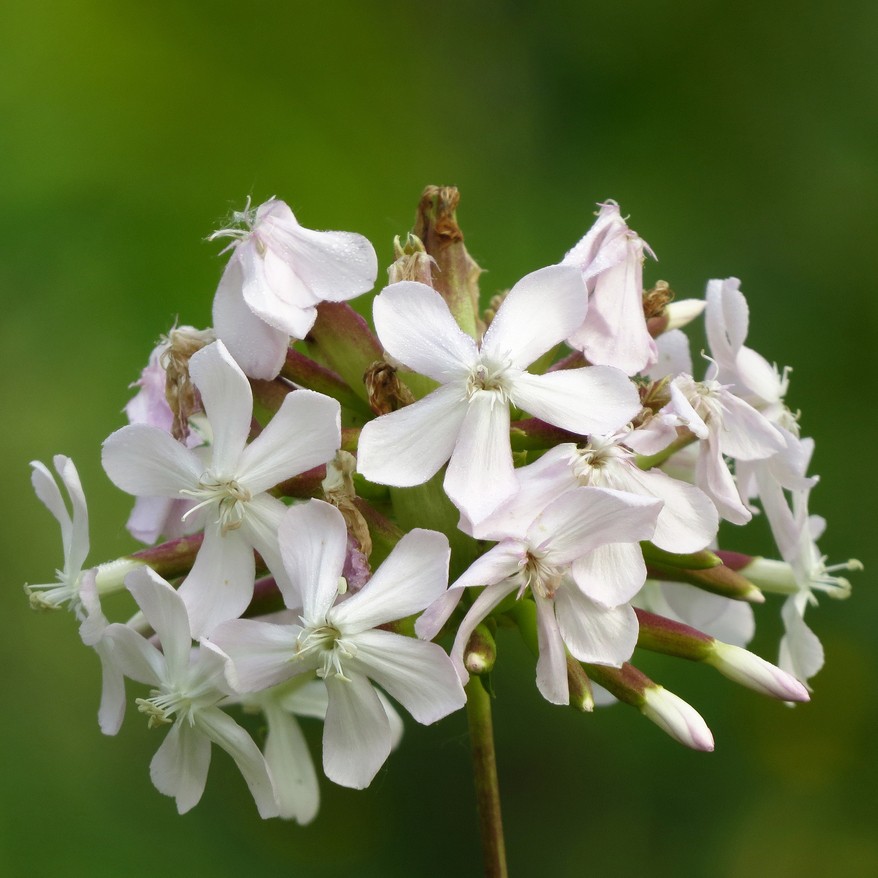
[464,624,497,676]
[641,686,715,752]
[705,642,810,702]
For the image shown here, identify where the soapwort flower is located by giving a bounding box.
[104,567,278,816]
[102,340,341,636]
[208,500,466,789]
[210,197,378,379]
[357,267,642,524]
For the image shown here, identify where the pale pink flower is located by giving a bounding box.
[357,267,642,525]
[210,197,378,379]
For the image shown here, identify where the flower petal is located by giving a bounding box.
[348,629,466,724]
[212,257,293,379]
[444,390,515,524]
[189,341,253,475]
[480,265,586,369]
[278,500,348,622]
[207,618,301,692]
[554,585,638,666]
[373,282,478,382]
[150,719,211,814]
[534,594,569,705]
[510,366,641,436]
[125,567,193,679]
[331,528,450,632]
[323,671,391,789]
[261,700,320,824]
[239,390,340,494]
[357,383,467,487]
[102,423,203,498]
[178,524,256,638]
[195,706,279,818]
[571,542,647,607]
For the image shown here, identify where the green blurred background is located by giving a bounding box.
[2,1,876,875]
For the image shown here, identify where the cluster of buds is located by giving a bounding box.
[26,186,860,822]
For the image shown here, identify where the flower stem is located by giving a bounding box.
[465,675,508,878]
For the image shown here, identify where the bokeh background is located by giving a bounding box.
[2,2,876,876]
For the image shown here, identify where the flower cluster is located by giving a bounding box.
[26,188,858,821]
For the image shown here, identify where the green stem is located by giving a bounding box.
[465,675,508,878]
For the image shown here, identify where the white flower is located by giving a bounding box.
[102,340,341,636]
[104,568,279,817]
[210,197,378,379]
[208,500,466,790]
[561,201,658,376]
[357,267,642,524]
[423,487,661,706]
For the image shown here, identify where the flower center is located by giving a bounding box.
[466,359,513,401]
[521,550,565,599]
[136,687,190,729]
[572,439,629,485]
[181,476,252,534]
[296,623,357,681]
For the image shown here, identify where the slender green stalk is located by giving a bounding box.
[465,676,508,878]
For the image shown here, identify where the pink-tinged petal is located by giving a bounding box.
[445,390,515,525]
[641,687,714,751]
[239,390,340,494]
[283,226,378,302]
[213,258,293,379]
[178,525,256,638]
[708,642,809,702]
[94,638,126,736]
[450,541,526,591]
[373,282,478,381]
[621,418,678,456]
[241,237,320,314]
[125,568,193,679]
[561,201,627,281]
[480,265,587,369]
[571,542,647,607]
[278,500,348,622]
[332,529,450,633]
[189,341,253,474]
[348,629,466,724]
[554,586,638,665]
[531,487,660,564]
[619,466,718,554]
[534,594,569,705]
[323,671,391,789]
[449,581,518,681]
[569,246,657,376]
[717,393,785,460]
[414,588,465,641]
[647,329,693,380]
[195,706,279,818]
[471,445,580,541]
[261,701,320,824]
[208,618,301,692]
[126,496,197,545]
[103,622,164,686]
[510,366,641,436]
[357,384,467,487]
[102,424,202,497]
[150,719,211,814]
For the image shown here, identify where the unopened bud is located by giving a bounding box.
[566,656,594,712]
[641,686,715,752]
[464,624,497,676]
[706,642,810,702]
